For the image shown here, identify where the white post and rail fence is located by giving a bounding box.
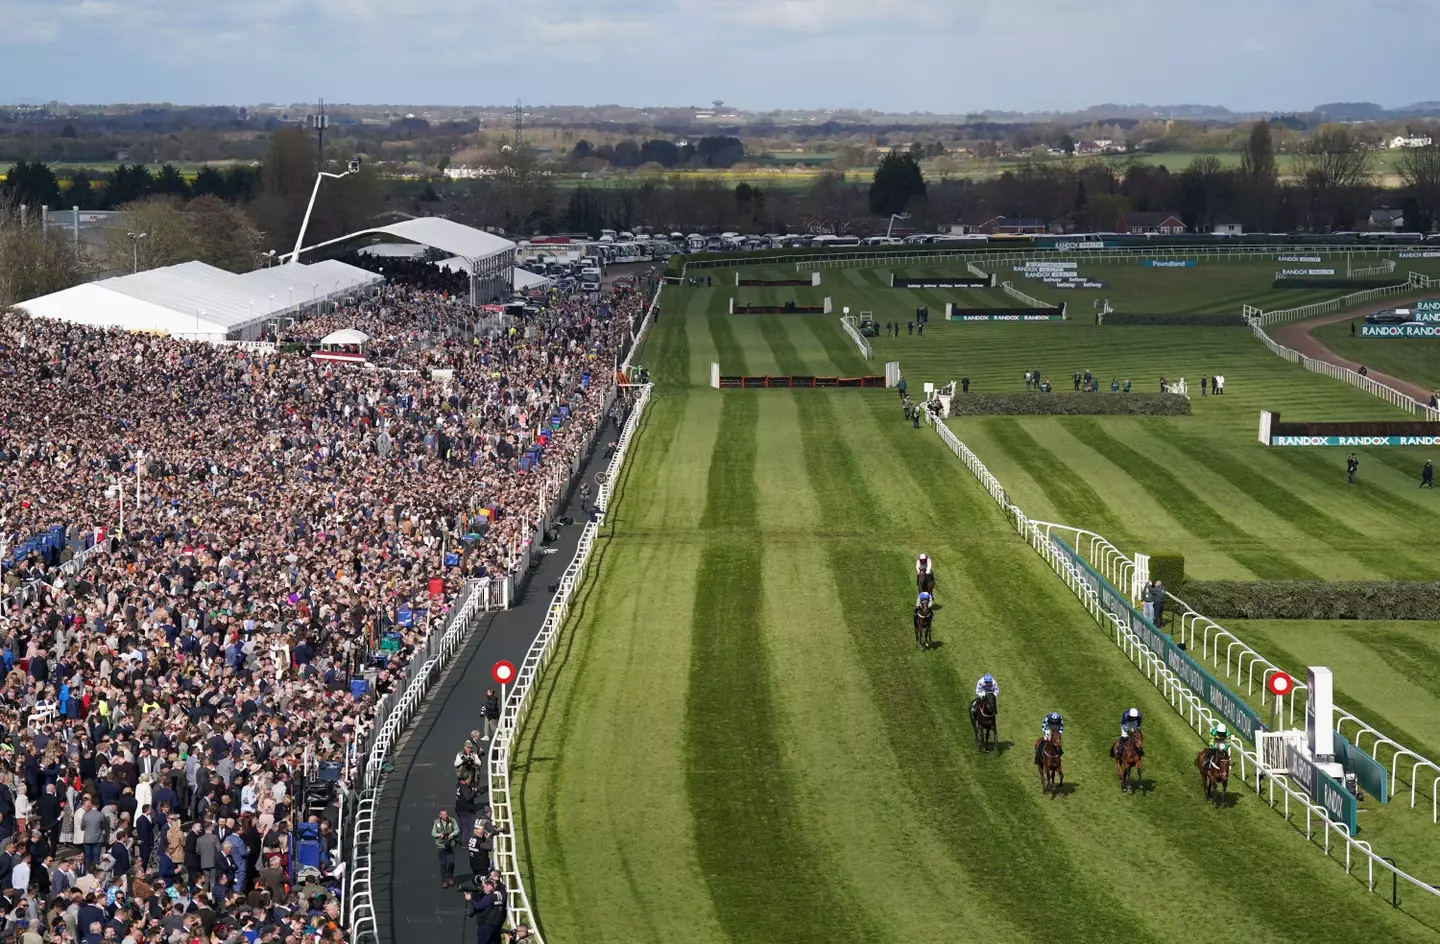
[922,408,1440,904]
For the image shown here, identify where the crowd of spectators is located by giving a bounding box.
[339,254,470,297]
[0,271,650,944]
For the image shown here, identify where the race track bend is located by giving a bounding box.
[1269,295,1438,402]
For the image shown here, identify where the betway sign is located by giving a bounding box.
[1051,536,1266,742]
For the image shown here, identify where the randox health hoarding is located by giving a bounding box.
[1051,536,1267,742]
[1271,435,1440,446]
[951,313,1065,321]
[1286,742,1358,833]
[1360,323,1440,337]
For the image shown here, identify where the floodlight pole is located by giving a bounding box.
[289,164,359,265]
[887,213,910,239]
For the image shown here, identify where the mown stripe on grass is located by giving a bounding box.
[1065,418,1320,579]
[981,418,1133,542]
[707,307,747,375]
[1265,447,1440,544]
[793,394,1148,944]
[799,317,870,377]
[754,315,806,375]
[1143,422,1440,580]
[646,288,691,390]
[699,394,757,530]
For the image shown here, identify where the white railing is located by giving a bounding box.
[347,582,489,944]
[488,382,654,944]
[1249,322,1440,420]
[621,284,662,375]
[1250,272,1427,327]
[839,315,874,359]
[1349,258,1396,277]
[1000,280,1056,310]
[966,262,989,282]
[922,408,1440,902]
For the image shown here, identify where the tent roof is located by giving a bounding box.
[320,328,370,345]
[298,218,515,265]
[103,261,275,331]
[17,282,231,338]
[357,243,427,259]
[512,268,552,290]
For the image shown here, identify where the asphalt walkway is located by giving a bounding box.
[378,426,618,944]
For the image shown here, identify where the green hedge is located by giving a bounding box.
[1178,581,1440,620]
[1104,313,1248,326]
[1270,278,1405,290]
[1147,553,1186,587]
[945,393,1191,416]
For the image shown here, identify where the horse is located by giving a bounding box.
[913,604,933,650]
[916,569,936,598]
[970,691,998,752]
[1113,729,1143,793]
[1196,747,1231,802]
[1037,732,1064,795]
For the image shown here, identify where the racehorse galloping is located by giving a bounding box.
[1038,733,1064,795]
[913,600,934,649]
[1196,747,1231,802]
[916,554,936,599]
[970,692,998,752]
[1114,729,1143,793]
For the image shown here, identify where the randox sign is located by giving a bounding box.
[952,314,1066,322]
[1051,537,1266,742]
[1285,742,1358,833]
[1271,435,1440,446]
[1360,324,1440,337]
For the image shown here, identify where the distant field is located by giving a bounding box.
[1311,319,1440,393]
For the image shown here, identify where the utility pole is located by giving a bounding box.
[308,98,329,166]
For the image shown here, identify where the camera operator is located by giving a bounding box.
[466,823,491,881]
[462,878,506,944]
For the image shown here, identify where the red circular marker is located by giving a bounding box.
[491,661,516,685]
[1267,671,1294,697]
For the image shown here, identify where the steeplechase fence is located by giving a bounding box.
[488,382,655,944]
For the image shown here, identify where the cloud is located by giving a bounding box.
[4,0,1440,110]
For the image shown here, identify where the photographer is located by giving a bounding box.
[431,810,458,889]
[465,823,491,881]
[462,878,506,944]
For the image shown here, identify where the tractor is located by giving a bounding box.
[858,311,879,337]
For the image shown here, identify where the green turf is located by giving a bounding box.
[513,284,1440,943]
[1311,320,1440,395]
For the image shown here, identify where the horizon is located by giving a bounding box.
[4,0,1440,113]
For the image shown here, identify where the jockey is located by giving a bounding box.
[916,553,933,576]
[1119,707,1142,747]
[1208,722,1232,756]
[914,591,933,612]
[974,673,999,699]
[1035,711,1063,764]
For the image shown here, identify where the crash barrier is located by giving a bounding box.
[967,263,995,285]
[737,271,820,286]
[488,383,654,944]
[922,408,1440,905]
[1000,281,1065,314]
[1249,324,1440,422]
[1247,271,1436,327]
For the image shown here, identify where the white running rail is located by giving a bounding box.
[1349,258,1396,278]
[1000,280,1056,311]
[922,408,1440,901]
[1249,322,1440,420]
[1249,271,1429,327]
[488,382,654,943]
[348,581,490,944]
[840,315,874,359]
[621,284,662,375]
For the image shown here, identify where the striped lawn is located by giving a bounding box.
[1311,320,1440,394]
[513,287,1440,943]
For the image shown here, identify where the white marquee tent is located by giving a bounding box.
[17,260,382,342]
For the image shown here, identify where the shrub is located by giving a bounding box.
[1176,581,1440,621]
[1104,313,1248,326]
[945,393,1191,416]
[1147,553,1186,587]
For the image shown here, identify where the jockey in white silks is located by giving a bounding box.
[916,553,932,575]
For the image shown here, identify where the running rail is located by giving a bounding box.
[921,409,1440,902]
[347,581,489,944]
[621,283,662,375]
[487,382,654,943]
[839,314,873,359]
[1249,321,1440,421]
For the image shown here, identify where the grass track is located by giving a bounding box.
[515,284,1440,942]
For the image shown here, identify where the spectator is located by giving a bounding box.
[464,878,506,944]
[1423,460,1434,489]
[483,692,501,741]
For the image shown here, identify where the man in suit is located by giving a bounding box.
[196,824,221,890]
[464,879,506,944]
[36,784,62,849]
[135,805,154,872]
[184,822,203,888]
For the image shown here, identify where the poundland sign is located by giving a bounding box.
[1361,324,1440,337]
[1272,435,1440,446]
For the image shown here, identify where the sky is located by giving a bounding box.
[4,0,1440,113]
